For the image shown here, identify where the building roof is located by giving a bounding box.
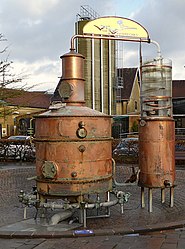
[1,88,52,109]
[172,80,185,98]
[117,68,138,100]
[3,78,183,110]
[51,79,62,102]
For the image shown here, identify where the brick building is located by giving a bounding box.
[0,89,52,137]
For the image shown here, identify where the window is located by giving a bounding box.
[135,101,137,111]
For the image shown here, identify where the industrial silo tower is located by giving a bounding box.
[75,5,116,115]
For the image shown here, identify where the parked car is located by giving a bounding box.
[4,135,35,161]
[113,137,139,157]
[113,137,185,164]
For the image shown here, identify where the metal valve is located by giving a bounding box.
[76,121,87,139]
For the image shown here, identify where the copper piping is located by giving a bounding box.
[142,95,172,115]
[70,34,150,51]
[150,40,161,58]
[143,106,172,110]
[143,96,171,101]
[108,40,112,115]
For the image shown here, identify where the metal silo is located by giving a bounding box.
[75,7,116,115]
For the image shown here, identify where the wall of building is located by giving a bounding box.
[116,101,128,115]
[0,106,45,137]
[127,76,140,114]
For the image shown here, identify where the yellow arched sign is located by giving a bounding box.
[83,16,149,40]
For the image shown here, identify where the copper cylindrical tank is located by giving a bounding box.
[59,51,85,104]
[138,118,175,188]
[34,51,112,199]
[35,110,112,197]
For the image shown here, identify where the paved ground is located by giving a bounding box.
[1,229,185,248]
[1,162,185,248]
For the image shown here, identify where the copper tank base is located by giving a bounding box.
[36,176,112,200]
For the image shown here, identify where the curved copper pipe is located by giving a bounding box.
[70,34,150,51]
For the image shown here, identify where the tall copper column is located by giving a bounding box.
[138,58,175,212]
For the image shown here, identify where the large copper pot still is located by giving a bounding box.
[34,51,112,201]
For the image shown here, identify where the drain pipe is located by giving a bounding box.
[41,202,79,210]
[150,40,162,58]
[40,200,118,210]
[49,210,73,226]
[19,193,118,211]
[112,158,138,186]
[85,199,118,209]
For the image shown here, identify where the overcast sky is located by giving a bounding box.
[0,0,185,92]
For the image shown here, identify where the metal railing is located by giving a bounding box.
[0,139,35,162]
[175,128,185,136]
[119,129,185,139]
[119,132,138,139]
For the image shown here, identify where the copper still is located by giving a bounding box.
[34,51,113,200]
[18,49,130,228]
[138,57,175,212]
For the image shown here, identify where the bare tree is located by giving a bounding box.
[0,34,31,119]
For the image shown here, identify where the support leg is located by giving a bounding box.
[96,194,100,216]
[39,196,48,221]
[148,188,153,213]
[78,195,84,224]
[83,208,87,228]
[141,187,145,208]
[170,187,174,208]
[78,207,87,227]
[106,191,111,216]
[39,195,47,216]
[161,188,165,204]
[79,209,83,224]
[23,206,27,219]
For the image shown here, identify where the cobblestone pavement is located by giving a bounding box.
[0,162,35,227]
[1,163,185,248]
[1,163,185,230]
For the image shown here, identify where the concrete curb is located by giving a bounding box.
[0,220,184,239]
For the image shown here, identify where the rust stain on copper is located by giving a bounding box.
[139,118,175,188]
